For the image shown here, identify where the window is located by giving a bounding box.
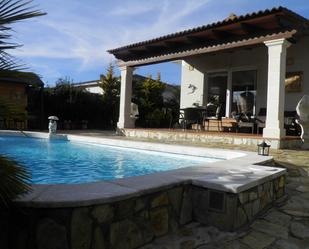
[232,70,257,116]
[208,72,228,116]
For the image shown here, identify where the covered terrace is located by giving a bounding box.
[108,7,309,148]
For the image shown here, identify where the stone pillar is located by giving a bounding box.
[117,66,134,129]
[263,39,291,139]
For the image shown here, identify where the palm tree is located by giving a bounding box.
[0,0,45,208]
[0,0,46,70]
[0,156,31,208]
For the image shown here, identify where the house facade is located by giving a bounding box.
[0,71,44,129]
[108,7,309,146]
[180,36,309,116]
[72,80,104,95]
[72,75,179,103]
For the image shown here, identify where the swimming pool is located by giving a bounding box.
[1,131,286,249]
[0,135,222,184]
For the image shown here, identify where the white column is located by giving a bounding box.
[117,66,134,129]
[225,70,232,117]
[263,38,291,139]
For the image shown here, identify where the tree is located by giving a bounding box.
[54,77,76,104]
[141,73,165,111]
[137,73,166,127]
[43,77,106,129]
[0,0,45,70]
[0,156,31,208]
[0,0,45,209]
[99,63,120,128]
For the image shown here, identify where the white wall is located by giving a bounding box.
[84,86,104,95]
[180,60,206,108]
[180,47,268,114]
[180,37,309,114]
[285,36,309,111]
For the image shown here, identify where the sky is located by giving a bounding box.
[9,0,309,86]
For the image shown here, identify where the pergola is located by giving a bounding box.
[108,7,309,139]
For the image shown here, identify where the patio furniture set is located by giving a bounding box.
[177,106,300,136]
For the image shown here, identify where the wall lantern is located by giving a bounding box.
[257,140,270,156]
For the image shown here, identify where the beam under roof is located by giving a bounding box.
[117,30,297,67]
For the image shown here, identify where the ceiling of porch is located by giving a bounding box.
[108,6,309,66]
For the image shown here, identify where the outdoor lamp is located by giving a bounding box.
[257,141,270,156]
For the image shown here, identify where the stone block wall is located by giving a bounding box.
[192,175,286,231]
[8,185,193,249]
[123,129,302,149]
[7,175,285,249]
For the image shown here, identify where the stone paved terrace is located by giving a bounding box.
[55,130,309,249]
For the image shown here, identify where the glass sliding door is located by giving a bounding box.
[231,70,257,116]
[207,72,228,117]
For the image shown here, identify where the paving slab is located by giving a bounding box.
[296,185,309,193]
[290,222,309,239]
[250,220,289,239]
[272,238,309,249]
[263,210,292,227]
[281,195,309,217]
[241,230,276,249]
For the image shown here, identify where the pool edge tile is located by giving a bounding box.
[17,181,140,208]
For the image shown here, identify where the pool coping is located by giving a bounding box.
[0,130,286,208]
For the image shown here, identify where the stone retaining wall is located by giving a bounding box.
[7,176,285,249]
[193,175,286,231]
[123,129,302,149]
[9,185,192,249]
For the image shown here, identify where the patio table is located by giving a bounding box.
[180,107,207,130]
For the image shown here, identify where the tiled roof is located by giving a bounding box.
[108,6,308,54]
[0,70,44,86]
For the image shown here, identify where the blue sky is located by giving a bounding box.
[10,0,309,86]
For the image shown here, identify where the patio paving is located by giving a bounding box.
[55,130,309,248]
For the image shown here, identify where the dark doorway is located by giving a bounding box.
[208,72,228,116]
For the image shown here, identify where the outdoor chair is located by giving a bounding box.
[204,104,222,131]
[237,120,255,134]
[234,112,255,134]
[168,110,182,129]
[179,107,203,130]
[255,109,301,135]
[284,111,301,136]
[256,108,266,134]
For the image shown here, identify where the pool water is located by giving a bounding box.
[0,136,222,184]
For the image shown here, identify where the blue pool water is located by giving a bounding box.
[0,136,222,184]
